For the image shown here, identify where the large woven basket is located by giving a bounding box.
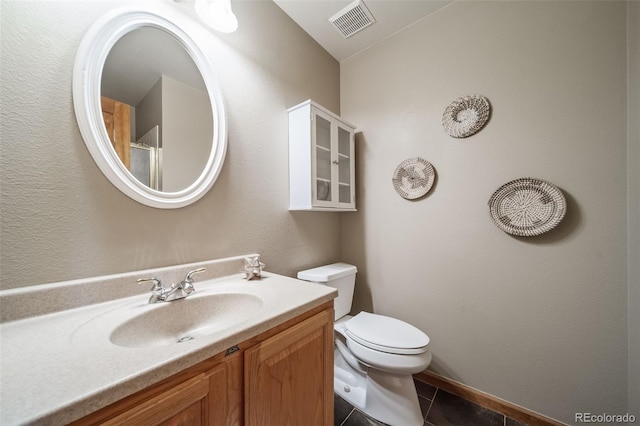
[488,178,566,236]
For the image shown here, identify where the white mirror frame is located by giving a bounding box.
[73,5,227,209]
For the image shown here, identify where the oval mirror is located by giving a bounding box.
[73,5,227,208]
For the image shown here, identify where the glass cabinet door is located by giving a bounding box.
[337,123,354,207]
[309,106,355,210]
[312,111,334,205]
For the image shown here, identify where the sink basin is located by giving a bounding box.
[109,292,263,348]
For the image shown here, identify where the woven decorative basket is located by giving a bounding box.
[392,157,435,200]
[488,178,566,236]
[442,95,491,138]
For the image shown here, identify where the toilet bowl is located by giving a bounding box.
[297,263,431,426]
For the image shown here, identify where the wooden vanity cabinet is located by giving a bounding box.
[71,302,333,426]
[245,306,334,425]
[100,372,211,425]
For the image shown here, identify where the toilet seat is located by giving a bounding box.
[345,334,433,374]
[345,312,429,355]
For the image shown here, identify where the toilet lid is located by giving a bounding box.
[345,312,429,355]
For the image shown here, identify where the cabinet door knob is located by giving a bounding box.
[332,160,339,165]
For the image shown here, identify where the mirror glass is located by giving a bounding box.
[101,27,212,193]
[73,6,227,209]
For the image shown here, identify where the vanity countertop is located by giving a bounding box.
[0,257,336,426]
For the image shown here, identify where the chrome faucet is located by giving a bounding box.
[137,267,206,304]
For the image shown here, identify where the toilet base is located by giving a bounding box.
[334,348,424,426]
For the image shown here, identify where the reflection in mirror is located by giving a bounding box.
[101,27,213,193]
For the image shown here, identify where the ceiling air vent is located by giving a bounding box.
[329,0,376,39]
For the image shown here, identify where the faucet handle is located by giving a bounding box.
[137,277,164,292]
[184,267,206,283]
[137,277,167,304]
[182,268,205,295]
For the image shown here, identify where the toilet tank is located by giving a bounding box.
[297,263,357,321]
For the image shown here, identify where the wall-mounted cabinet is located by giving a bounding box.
[288,100,356,211]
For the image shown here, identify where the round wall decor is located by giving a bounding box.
[392,157,435,200]
[442,95,490,138]
[488,178,566,236]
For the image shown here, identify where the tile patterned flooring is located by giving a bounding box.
[335,377,527,426]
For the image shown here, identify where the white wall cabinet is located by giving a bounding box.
[288,100,356,211]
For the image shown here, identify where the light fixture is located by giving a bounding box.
[194,0,238,33]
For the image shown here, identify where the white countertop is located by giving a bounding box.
[0,259,336,426]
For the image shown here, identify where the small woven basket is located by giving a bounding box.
[392,157,435,200]
[442,95,491,138]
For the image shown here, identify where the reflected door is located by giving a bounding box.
[101,96,131,169]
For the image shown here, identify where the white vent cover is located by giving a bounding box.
[329,0,376,38]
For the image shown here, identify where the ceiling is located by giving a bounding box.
[272,0,453,62]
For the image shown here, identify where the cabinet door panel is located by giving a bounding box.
[209,355,243,426]
[336,123,354,207]
[159,401,203,426]
[245,309,333,426]
[101,374,209,426]
[312,110,335,207]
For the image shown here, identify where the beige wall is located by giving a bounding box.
[340,1,629,423]
[161,75,212,192]
[135,77,163,144]
[0,0,341,289]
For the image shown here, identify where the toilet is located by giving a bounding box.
[297,263,431,426]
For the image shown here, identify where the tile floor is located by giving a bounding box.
[334,377,527,426]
